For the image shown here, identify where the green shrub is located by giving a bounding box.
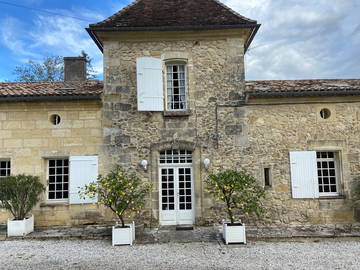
[79,165,151,227]
[205,169,265,224]
[0,174,45,220]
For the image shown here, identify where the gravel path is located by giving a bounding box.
[0,239,359,269]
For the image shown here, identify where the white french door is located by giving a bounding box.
[159,150,194,225]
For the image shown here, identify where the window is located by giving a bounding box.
[166,64,187,111]
[50,114,61,125]
[264,167,271,187]
[319,108,331,119]
[290,151,341,199]
[136,57,190,112]
[159,150,192,164]
[317,152,338,195]
[0,160,10,178]
[48,159,69,200]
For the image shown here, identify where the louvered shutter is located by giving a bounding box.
[289,151,319,199]
[69,156,98,204]
[136,57,164,111]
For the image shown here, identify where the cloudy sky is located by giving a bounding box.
[0,0,359,82]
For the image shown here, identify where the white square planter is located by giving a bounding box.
[223,223,246,244]
[7,215,34,237]
[112,221,135,246]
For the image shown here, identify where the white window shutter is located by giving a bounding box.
[136,57,164,111]
[289,151,319,199]
[69,156,98,204]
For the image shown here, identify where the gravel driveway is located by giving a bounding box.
[0,239,359,269]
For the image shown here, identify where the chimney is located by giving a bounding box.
[64,57,86,82]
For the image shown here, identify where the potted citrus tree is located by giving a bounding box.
[0,174,45,237]
[206,169,265,244]
[80,165,151,246]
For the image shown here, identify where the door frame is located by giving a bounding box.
[158,163,195,226]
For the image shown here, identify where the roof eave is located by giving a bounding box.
[246,89,360,98]
[86,28,103,53]
[87,23,260,52]
[0,94,102,103]
[244,24,260,53]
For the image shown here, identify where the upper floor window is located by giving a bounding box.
[166,64,187,111]
[136,57,189,112]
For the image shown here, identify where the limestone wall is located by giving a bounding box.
[102,36,246,225]
[102,34,359,227]
[210,100,359,225]
[0,100,108,226]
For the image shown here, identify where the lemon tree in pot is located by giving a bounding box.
[206,169,265,244]
[80,165,151,246]
[0,175,45,237]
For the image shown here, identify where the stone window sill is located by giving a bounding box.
[40,201,69,207]
[163,110,191,117]
[319,195,346,200]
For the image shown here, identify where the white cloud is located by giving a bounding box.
[0,17,41,58]
[223,0,360,80]
[0,7,105,79]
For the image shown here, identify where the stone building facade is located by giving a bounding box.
[0,80,108,226]
[87,0,360,228]
[0,0,359,229]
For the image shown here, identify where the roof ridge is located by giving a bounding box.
[90,0,142,27]
[210,0,256,23]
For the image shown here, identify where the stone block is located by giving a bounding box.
[67,111,79,120]
[84,120,100,128]
[72,120,84,128]
[52,129,71,137]
[118,154,131,163]
[4,139,23,148]
[319,201,331,210]
[3,121,21,129]
[116,86,130,94]
[63,138,83,146]
[0,130,12,139]
[23,138,48,147]
[115,135,131,145]
[79,111,98,120]
[0,112,7,120]
[71,129,90,137]
[234,108,245,118]
[115,103,132,111]
[21,121,36,129]
[225,125,242,135]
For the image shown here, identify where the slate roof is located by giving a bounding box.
[89,0,257,29]
[245,79,360,98]
[0,81,103,101]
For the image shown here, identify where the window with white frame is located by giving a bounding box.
[46,156,99,204]
[136,57,189,112]
[290,151,341,199]
[48,159,69,200]
[317,152,338,195]
[166,64,187,111]
[0,160,11,178]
